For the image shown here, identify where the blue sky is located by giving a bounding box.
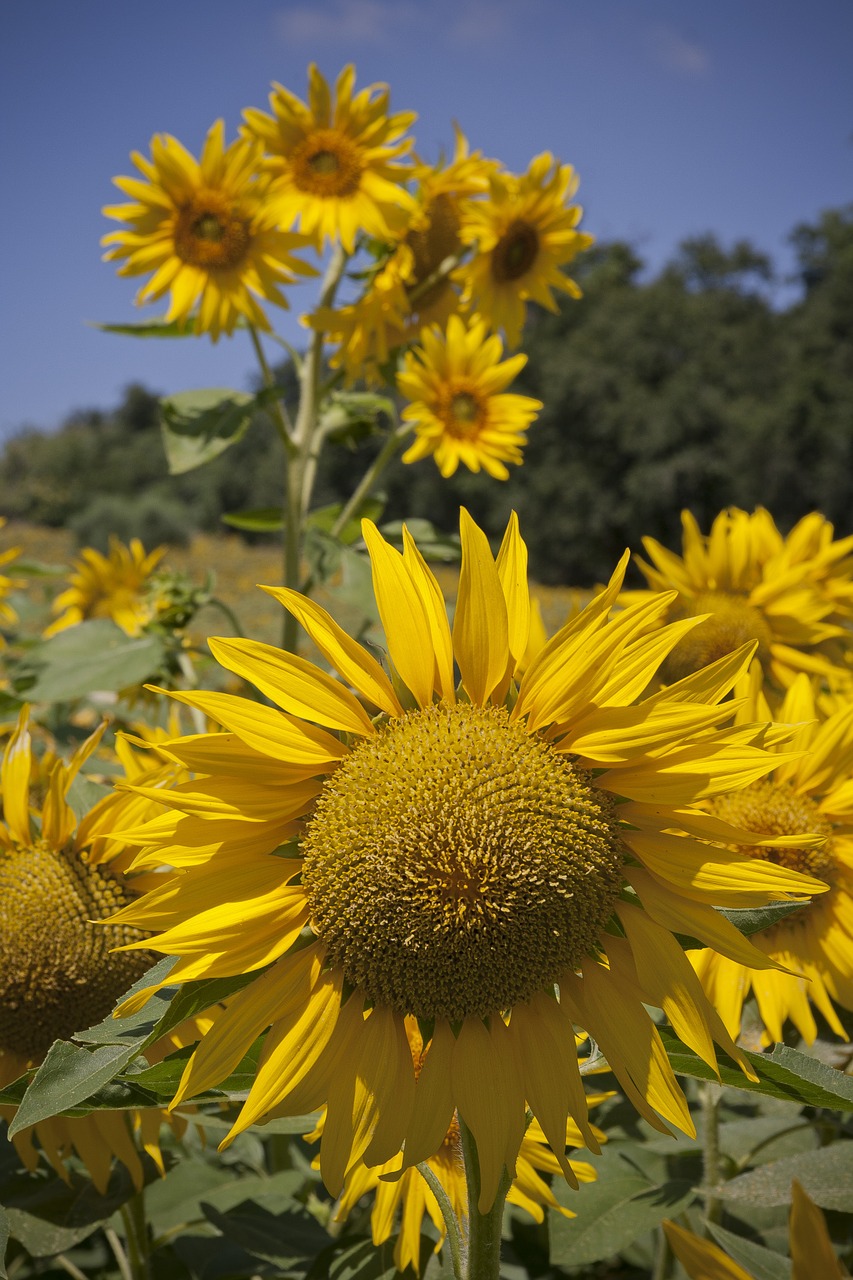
[2,0,851,440]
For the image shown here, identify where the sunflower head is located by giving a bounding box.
[456,152,594,346]
[103,120,317,339]
[397,315,543,478]
[243,64,417,252]
[44,536,166,639]
[0,518,25,641]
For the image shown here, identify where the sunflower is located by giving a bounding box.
[102,120,317,339]
[690,669,853,1045]
[0,707,198,1191]
[628,507,853,695]
[44,536,166,638]
[307,1015,605,1274]
[663,1179,846,1280]
[397,316,543,478]
[106,511,828,1212]
[304,126,495,386]
[455,153,594,347]
[243,64,416,252]
[0,518,25,643]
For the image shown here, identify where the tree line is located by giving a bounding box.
[2,205,851,586]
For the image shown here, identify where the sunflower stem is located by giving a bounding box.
[327,422,409,543]
[416,1162,466,1280]
[459,1117,510,1280]
[700,1082,724,1228]
[248,324,296,450]
[119,1191,151,1280]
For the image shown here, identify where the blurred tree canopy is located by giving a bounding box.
[2,205,851,585]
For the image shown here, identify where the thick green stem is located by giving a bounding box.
[701,1082,724,1227]
[417,1162,466,1280]
[327,425,410,542]
[459,1118,510,1280]
[119,1191,151,1280]
[248,325,295,449]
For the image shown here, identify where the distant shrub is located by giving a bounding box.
[69,492,193,551]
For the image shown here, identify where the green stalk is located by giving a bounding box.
[119,1191,151,1280]
[701,1082,724,1227]
[417,1162,466,1280]
[327,423,411,544]
[459,1118,511,1280]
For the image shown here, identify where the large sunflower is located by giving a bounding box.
[308,1017,606,1275]
[455,153,594,347]
[103,120,316,339]
[0,708,196,1190]
[628,507,853,694]
[243,64,416,252]
[690,670,853,1045]
[397,315,543,478]
[44,536,166,638]
[110,512,825,1212]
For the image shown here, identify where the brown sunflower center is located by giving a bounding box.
[709,780,836,882]
[492,219,540,282]
[174,190,251,269]
[301,701,625,1021]
[0,845,155,1061]
[437,384,486,440]
[662,591,774,683]
[291,129,363,198]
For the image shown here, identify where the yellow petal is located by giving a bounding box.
[361,520,436,708]
[453,508,509,706]
[453,1015,525,1212]
[790,1179,846,1280]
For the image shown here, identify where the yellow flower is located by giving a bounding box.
[0,707,196,1191]
[110,512,824,1212]
[304,126,498,384]
[691,670,853,1045]
[243,64,416,252]
[455,153,594,347]
[45,537,166,638]
[663,1179,846,1280]
[0,518,25,641]
[629,507,853,694]
[308,1018,605,1274]
[397,316,543,478]
[102,120,317,339]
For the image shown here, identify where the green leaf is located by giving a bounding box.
[707,1223,792,1280]
[65,773,112,822]
[319,392,395,446]
[549,1148,696,1266]
[660,1030,853,1110]
[19,619,165,701]
[93,317,203,338]
[202,1201,330,1268]
[7,1041,146,1136]
[221,507,283,532]
[127,1041,262,1101]
[307,497,385,546]
[717,1142,853,1210]
[378,519,461,562]
[719,902,813,934]
[0,1204,8,1280]
[161,388,256,475]
[8,559,66,577]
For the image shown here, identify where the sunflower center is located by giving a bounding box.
[405,194,462,309]
[492,220,540,282]
[0,845,155,1061]
[174,190,251,269]
[301,701,625,1021]
[709,781,836,882]
[662,591,774,683]
[291,130,363,198]
[436,384,486,440]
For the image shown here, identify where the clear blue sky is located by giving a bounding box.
[2,0,851,440]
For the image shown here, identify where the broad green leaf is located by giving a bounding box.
[19,619,165,702]
[8,1041,147,1135]
[0,1204,7,1280]
[0,691,23,717]
[127,1040,262,1100]
[323,1236,423,1280]
[549,1148,696,1266]
[73,957,177,1045]
[161,388,256,475]
[7,559,65,577]
[93,317,204,338]
[318,391,395,445]
[65,773,111,822]
[660,1030,853,1110]
[378,519,461,562]
[717,1142,853,1210]
[717,1116,816,1167]
[221,507,283,532]
[146,1165,302,1235]
[707,1223,792,1280]
[202,1202,330,1267]
[719,902,813,934]
[307,498,385,546]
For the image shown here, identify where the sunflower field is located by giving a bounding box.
[1,61,853,1280]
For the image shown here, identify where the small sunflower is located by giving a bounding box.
[243,64,416,252]
[109,512,824,1212]
[456,153,594,347]
[397,315,543,479]
[0,518,25,642]
[304,126,495,385]
[628,507,853,694]
[0,707,195,1191]
[663,1179,846,1280]
[307,1018,605,1275]
[44,537,166,639]
[103,120,317,339]
[690,670,853,1045]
